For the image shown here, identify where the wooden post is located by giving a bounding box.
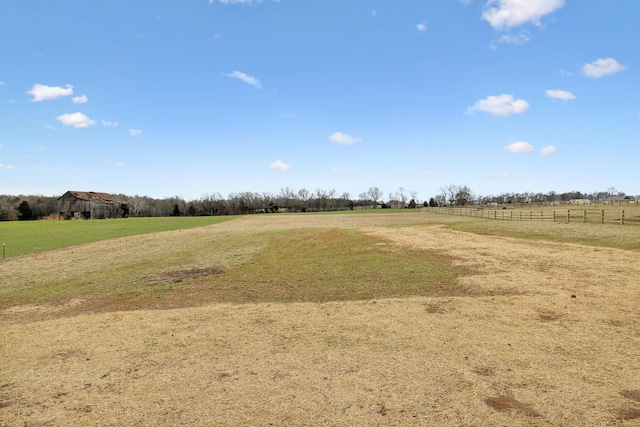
[567,209,570,223]
[601,209,605,224]
[583,209,587,223]
[621,209,625,225]
[553,210,556,222]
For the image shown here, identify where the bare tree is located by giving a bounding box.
[367,187,383,208]
[129,196,148,217]
[397,187,407,207]
[440,185,457,206]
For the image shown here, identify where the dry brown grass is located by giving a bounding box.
[2,212,640,426]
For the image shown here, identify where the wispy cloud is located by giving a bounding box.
[482,0,565,30]
[416,21,427,32]
[545,89,576,101]
[426,168,438,175]
[269,160,292,171]
[331,167,343,174]
[72,95,88,104]
[101,120,118,127]
[540,145,557,154]
[0,163,15,169]
[582,57,626,78]
[129,129,143,137]
[56,112,96,128]
[329,132,361,145]
[0,81,4,85]
[225,71,262,88]
[505,141,534,153]
[495,30,530,46]
[466,94,529,117]
[28,83,73,102]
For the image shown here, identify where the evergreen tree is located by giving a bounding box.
[17,201,33,220]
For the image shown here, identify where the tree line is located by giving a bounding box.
[0,185,634,221]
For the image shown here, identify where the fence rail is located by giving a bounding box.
[422,207,635,225]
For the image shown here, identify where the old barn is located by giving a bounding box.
[58,191,129,219]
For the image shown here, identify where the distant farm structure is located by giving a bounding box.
[58,191,129,220]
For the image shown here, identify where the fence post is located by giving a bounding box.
[601,209,605,224]
[553,210,556,223]
[583,209,587,223]
[567,209,570,223]
[621,209,625,225]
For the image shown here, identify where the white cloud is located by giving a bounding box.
[466,94,529,117]
[482,0,565,30]
[225,71,262,88]
[582,57,627,78]
[56,112,96,128]
[129,129,143,137]
[417,21,427,32]
[496,30,530,45]
[545,89,576,101]
[101,120,118,127]
[72,95,88,104]
[540,145,557,154]
[269,160,292,171]
[329,131,361,145]
[0,81,4,85]
[505,141,534,153]
[331,167,343,174]
[0,164,15,169]
[426,168,438,175]
[28,83,73,102]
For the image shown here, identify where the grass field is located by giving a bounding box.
[0,216,233,258]
[2,212,640,426]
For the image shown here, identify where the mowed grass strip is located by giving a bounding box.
[1,227,473,320]
[0,216,234,257]
[179,228,473,305]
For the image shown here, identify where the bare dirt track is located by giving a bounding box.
[2,213,640,426]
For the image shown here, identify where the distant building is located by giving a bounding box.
[604,195,637,205]
[569,199,592,205]
[58,191,129,219]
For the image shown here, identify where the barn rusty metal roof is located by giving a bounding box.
[60,191,127,204]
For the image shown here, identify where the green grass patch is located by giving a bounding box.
[199,228,473,304]
[0,216,234,258]
[1,227,473,313]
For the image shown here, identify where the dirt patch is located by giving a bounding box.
[621,389,640,402]
[617,407,640,420]
[484,395,541,417]
[538,311,562,322]
[146,266,223,284]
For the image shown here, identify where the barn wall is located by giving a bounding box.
[58,193,129,219]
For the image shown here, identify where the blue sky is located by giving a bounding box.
[1,0,638,201]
